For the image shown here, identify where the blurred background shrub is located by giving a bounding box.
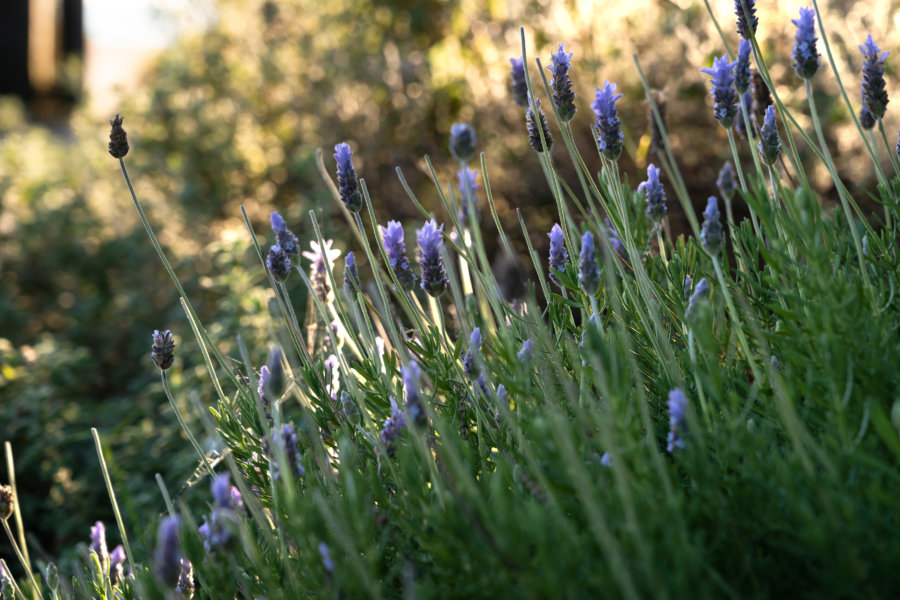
[1,0,897,567]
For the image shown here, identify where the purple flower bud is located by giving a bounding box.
[548,223,569,285]
[735,0,758,40]
[600,452,612,467]
[860,105,877,130]
[547,44,577,122]
[318,542,335,574]
[509,58,528,107]
[639,163,667,223]
[175,559,194,598]
[380,221,418,291]
[90,521,108,564]
[462,328,482,378]
[449,123,477,163]
[700,197,723,255]
[344,251,360,291]
[701,55,739,129]
[417,220,449,298]
[402,360,426,426]
[578,231,601,296]
[686,277,710,319]
[457,168,480,222]
[517,339,534,362]
[380,397,406,457]
[859,35,890,120]
[151,329,175,370]
[497,384,507,403]
[270,211,299,258]
[154,516,181,586]
[211,473,233,509]
[592,81,624,161]
[735,39,752,93]
[109,545,126,584]
[758,105,782,165]
[526,98,553,152]
[683,275,693,300]
[667,388,689,452]
[334,142,362,212]
[267,423,304,480]
[266,245,292,282]
[792,8,820,80]
[716,162,737,201]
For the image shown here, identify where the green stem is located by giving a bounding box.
[1,521,43,600]
[712,256,761,383]
[91,428,137,581]
[161,371,215,477]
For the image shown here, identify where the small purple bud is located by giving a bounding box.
[266,245,292,282]
[344,251,360,291]
[686,277,710,319]
[90,521,108,563]
[509,58,528,107]
[318,542,335,574]
[517,339,534,362]
[578,231,601,296]
[151,330,175,370]
[548,223,569,285]
[380,397,407,457]
[402,360,426,426]
[270,211,299,258]
[716,162,737,201]
[638,163,667,223]
[700,197,723,255]
[109,545,125,584]
[758,105,782,165]
[211,473,232,509]
[600,452,612,467]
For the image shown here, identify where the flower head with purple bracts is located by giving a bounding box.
[417,219,449,298]
[548,223,569,285]
[527,98,553,153]
[109,545,126,584]
[579,231,601,296]
[548,44,577,122]
[462,328,482,377]
[792,7,820,80]
[344,251,360,291]
[701,55,739,129]
[592,82,624,161]
[449,123,477,163]
[90,521,108,563]
[860,105,876,130]
[334,142,362,213]
[266,423,305,481]
[717,162,737,201]
[510,57,528,107]
[758,105,782,165]
[402,360,426,426]
[518,339,534,362]
[735,0,757,40]
[175,559,194,598]
[151,329,175,371]
[380,220,418,291]
[270,212,299,258]
[605,220,628,264]
[267,246,292,282]
[639,163,667,223]
[859,35,890,121]
[735,39,752,94]
[154,516,181,586]
[457,168,480,222]
[700,197,723,255]
[667,388,689,452]
[303,240,341,305]
[211,473,236,510]
[686,277,710,319]
[380,397,407,457]
[319,542,335,574]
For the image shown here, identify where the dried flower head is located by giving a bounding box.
[417,219,449,298]
[449,123,477,163]
[0,485,13,520]
[578,231,601,296]
[592,81,625,161]
[547,44,577,122]
[701,55,739,129]
[334,142,362,213]
[509,57,529,107]
[792,7,820,80]
[108,114,130,158]
[639,163,667,223]
[151,329,175,371]
[303,239,342,305]
[859,35,890,121]
[758,105,782,165]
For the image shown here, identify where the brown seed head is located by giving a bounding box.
[0,485,14,520]
[108,114,130,159]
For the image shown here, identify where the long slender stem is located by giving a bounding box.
[161,371,215,477]
[1,521,43,600]
[91,428,137,581]
[712,256,761,383]
[4,444,30,575]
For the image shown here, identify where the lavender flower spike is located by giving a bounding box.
[266,245,292,282]
[270,211,299,258]
[578,231,601,296]
[334,142,362,213]
[639,163,667,223]
[735,39,752,94]
[667,388,689,453]
[735,0,757,40]
[592,81,624,161]
[548,44,577,122]
[417,219,449,297]
[526,98,553,153]
[449,123,476,163]
[700,197,724,255]
[701,55,739,129]
[518,339,534,362]
[154,516,182,587]
[686,277,710,319]
[462,327,482,378]
[758,105,782,166]
[380,220,418,291]
[151,329,175,370]
[402,360,427,426]
[548,223,569,285]
[859,35,890,120]
[380,397,407,457]
[90,521,108,563]
[792,8,820,80]
[716,162,737,201]
[509,57,528,107]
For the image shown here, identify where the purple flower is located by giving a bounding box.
[211,473,233,509]
[510,57,528,107]
[380,221,418,291]
[151,329,175,371]
[683,275,693,300]
[860,105,877,130]
[701,55,739,129]
[526,98,553,152]
[270,211,299,258]
[758,105,782,165]
[517,339,534,362]
[90,521,108,563]
[600,452,612,467]
[457,168,480,222]
[380,397,407,457]
[154,516,181,586]
[578,231,601,296]
[462,327,482,379]
[344,251,360,291]
[792,7,820,80]
[735,39,752,93]
[639,163,667,223]
[859,35,890,120]
[175,559,194,598]
[592,81,624,161]
[266,423,304,480]
[547,44,577,122]
[402,360,426,426]
[449,123,477,162]
[302,239,341,305]
[666,388,688,453]
[334,142,362,213]
[700,197,723,255]
[318,542,335,574]
[716,162,737,200]
[109,545,126,584]
[266,245,292,282]
[686,277,710,319]
[735,0,757,40]
[416,219,449,298]
[548,223,569,285]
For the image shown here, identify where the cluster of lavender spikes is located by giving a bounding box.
[198,473,245,553]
